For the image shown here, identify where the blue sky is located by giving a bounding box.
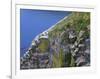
[20,9,70,56]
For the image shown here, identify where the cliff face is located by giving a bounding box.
[20,12,90,69]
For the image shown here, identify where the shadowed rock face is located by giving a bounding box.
[20,12,90,69]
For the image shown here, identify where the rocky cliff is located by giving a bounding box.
[20,12,90,69]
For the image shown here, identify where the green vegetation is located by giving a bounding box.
[48,12,90,37]
[70,55,75,67]
[38,38,50,53]
[52,48,64,67]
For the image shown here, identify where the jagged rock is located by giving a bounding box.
[68,28,76,39]
[78,44,85,48]
[75,55,86,66]
[62,45,70,53]
[78,31,85,38]
[85,49,90,54]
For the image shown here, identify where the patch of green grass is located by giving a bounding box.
[70,55,75,67]
[38,38,50,53]
[52,48,64,67]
